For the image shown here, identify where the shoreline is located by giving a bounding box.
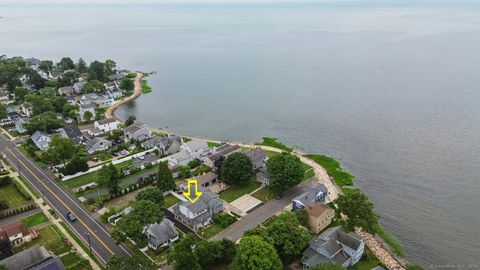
[107,76,405,270]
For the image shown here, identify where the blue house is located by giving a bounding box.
[292,183,328,211]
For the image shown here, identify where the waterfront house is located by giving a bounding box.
[245,149,267,170]
[145,219,179,250]
[141,135,181,155]
[0,245,65,270]
[304,203,335,233]
[256,170,271,186]
[302,226,364,269]
[59,125,83,144]
[85,137,112,154]
[0,221,35,246]
[167,150,193,167]
[181,139,210,159]
[292,184,328,211]
[94,118,119,134]
[31,131,51,151]
[204,144,241,169]
[78,103,96,122]
[124,121,152,141]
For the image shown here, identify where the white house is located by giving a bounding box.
[79,103,96,122]
[180,139,210,159]
[31,131,51,151]
[167,150,193,167]
[94,118,119,133]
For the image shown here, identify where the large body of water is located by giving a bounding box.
[1,1,479,267]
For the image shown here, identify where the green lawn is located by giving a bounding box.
[59,160,134,189]
[0,183,30,207]
[18,176,40,199]
[14,225,70,255]
[164,194,181,208]
[207,141,220,148]
[141,79,152,94]
[219,178,261,203]
[60,252,93,270]
[302,162,315,180]
[198,223,224,239]
[352,247,383,270]
[255,137,293,152]
[341,186,360,195]
[251,187,275,202]
[21,212,49,227]
[145,247,169,264]
[304,154,355,186]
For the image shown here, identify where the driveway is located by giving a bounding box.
[211,178,315,241]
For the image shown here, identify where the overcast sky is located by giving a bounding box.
[1,0,324,5]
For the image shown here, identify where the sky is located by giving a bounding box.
[0,0,324,5]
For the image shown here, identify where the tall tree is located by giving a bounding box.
[26,111,63,134]
[194,239,236,270]
[58,57,75,71]
[58,71,79,86]
[266,152,304,194]
[120,78,134,92]
[13,87,29,103]
[84,80,105,93]
[44,136,77,166]
[125,115,136,126]
[136,188,164,206]
[106,255,156,270]
[0,234,13,259]
[39,60,53,73]
[0,104,6,120]
[105,59,117,75]
[83,111,93,122]
[220,152,254,186]
[157,161,176,192]
[230,236,282,270]
[76,58,88,74]
[97,163,120,195]
[88,61,107,82]
[168,234,201,270]
[335,189,379,234]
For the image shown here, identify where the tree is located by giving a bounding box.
[220,152,254,186]
[177,165,191,179]
[83,111,93,122]
[39,60,53,73]
[310,264,344,270]
[125,115,136,126]
[120,78,134,92]
[0,104,6,120]
[0,63,21,90]
[61,155,89,175]
[0,200,8,211]
[84,79,105,93]
[13,87,29,103]
[295,208,310,228]
[106,255,156,270]
[26,94,54,115]
[231,236,282,270]
[39,87,57,99]
[105,59,117,75]
[266,152,304,194]
[76,58,88,74]
[265,212,311,260]
[112,200,163,246]
[97,163,120,195]
[26,111,63,134]
[0,234,13,259]
[58,71,79,87]
[58,57,75,71]
[136,188,164,206]
[194,239,236,270]
[157,161,176,192]
[88,61,107,82]
[335,190,379,234]
[44,80,58,88]
[168,234,201,270]
[44,136,77,166]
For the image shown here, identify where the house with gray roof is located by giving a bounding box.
[0,245,65,270]
[204,144,241,169]
[141,135,181,155]
[256,171,271,186]
[124,121,151,141]
[60,125,83,144]
[15,117,29,134]
[145,219,179,250]
[292,183,328,211]
[245,148,267,170]
[302,226,364,269]
[73,81,85,94]
[170,187,223,230]
[196,172,218,188]
[31,131,51,151]
[79,103,96,122]
[85,137,112,154]
[167,150,193,167]
[181,139,210,159]
[58,86,75,96]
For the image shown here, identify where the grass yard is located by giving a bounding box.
[145,247,170,264]
[198,223,224,239]
[60,252,93,270]
[219,178,261,203]
[14,225,70,255]
[164,194,181,208]
[59,160,134,189]
[302,162,315,180]
[255,137,293,152]
[341,186,360,195]
[18,176,40,199]
[0,183,30,207]
[207,141,220,148]
[304,154,355,186]
[352,247,383,270]
[21,212,49,227]
[251,187,275,202]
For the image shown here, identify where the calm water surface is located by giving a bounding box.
[1,1,479,267]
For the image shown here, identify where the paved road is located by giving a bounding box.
[211,179,315,241]
[0,134,131,265]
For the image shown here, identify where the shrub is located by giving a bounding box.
[0,176,12,186]
[213,214,237,228]
[0,200,9,210]
[14,181,32,200]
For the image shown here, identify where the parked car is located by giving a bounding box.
[66,212,77,222]
[91,157,99,162]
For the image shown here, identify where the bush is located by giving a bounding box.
[0,200,9,210]
[188,159,201,169]
[213,213,237,228]
[0,176,12,186]
[14,181,32,200]
[60,157,89,176]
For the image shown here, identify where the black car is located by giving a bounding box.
[66,212,77,222]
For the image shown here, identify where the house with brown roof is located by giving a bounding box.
[0,221,35,246]
[304,203,335,233]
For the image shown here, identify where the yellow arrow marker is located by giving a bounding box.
[183,179,203,203]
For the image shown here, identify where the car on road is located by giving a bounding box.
[66,212,77,222]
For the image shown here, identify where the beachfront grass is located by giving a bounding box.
[304,154,354,186]
[207,141,220,148]
[141,79,152,94]
[341,186,360,195]
[21,212,49,227]
[59,160,134,189]
[0,182,30,207]
[219,178,261,203]
[255,137,293,152]
[302,162,315,180]
[198,223,224,239]
[14,225,70,255]
[376,224,404,257]
[164,194,181,208]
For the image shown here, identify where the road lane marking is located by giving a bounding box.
[6,148,116,257]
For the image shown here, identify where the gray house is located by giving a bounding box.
[145,219,179,250]
[245,149,267,170]
[15,118,29,134]
[302,226,364,269]
[60,125,83,144]
[85,137,112,154]
[73,81,85,94]
[196,172,218,188]
[256,171,271,186]
[292,184,328,211]
[0,245,65,270]
[58,86,75,96]
[141,135,181,155]
[124,121,151,141]
[79,103,96,122]
[171,187,223,230]
[31,131,51,151]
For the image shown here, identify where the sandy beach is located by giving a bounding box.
[105,72,143,120]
